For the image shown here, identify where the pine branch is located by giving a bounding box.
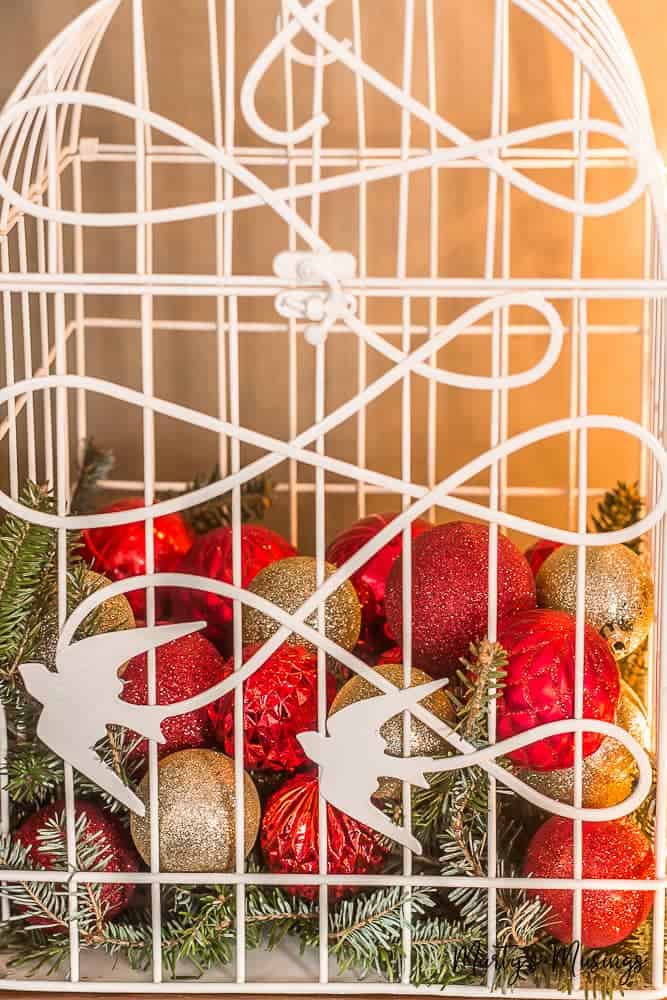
[591,480,644,555]
[70,438,115,516]
[455,638,508,743]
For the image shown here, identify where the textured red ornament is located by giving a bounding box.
[121,630,231,758]
[261,772,390,900]
[326,513,431,655]
[496,609,620,770]
[384,521,536,677]
[16,800,138,923]
[523,817,654,947]
[82,497,194,620]
[210,644,337,772]
[171,525,296,652]
[524,539,563,578]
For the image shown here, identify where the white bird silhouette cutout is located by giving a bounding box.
[298,678,449,856]
[19,621,209,816]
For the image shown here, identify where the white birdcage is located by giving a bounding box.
[0,0,666,994]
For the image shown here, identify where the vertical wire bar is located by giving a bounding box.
[1,240,18,497]
[397,0,415,982]
[640,192,653,502]
[280,0,299,549]
[425,0,438,525]
[228,294,246,983]
[131,0,161,982]
[571,65,591,986]
[72,157,87,456]
[351,0,368,521]
[17,220,36,481]
[499,0,511,517]
[208,0,228,480]
[47,55,79,982]
[36,214,54,486]
[308,8,329,985]
[220,0,245,980]
[484,0,507,980]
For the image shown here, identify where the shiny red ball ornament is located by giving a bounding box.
[496,609,620,770]
[121,629,231,758]
[261,772,390,900]
[210,644,337,772]
[524,817,654,947]
[524,538,562,578]
[16,800,138,923]
[384,521,536,677]
[82,497,194,620]
[326,513,431,654]
[171,525,296,652]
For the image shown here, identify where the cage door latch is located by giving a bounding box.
[274,252,357,346]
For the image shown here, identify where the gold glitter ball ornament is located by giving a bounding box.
[130,749,260,872]
[536,544,653,660]
[34,570,136,670]
[242,557,361,654]
[85,570,136,634]
[517,682,649,809]
[328,663,456,799]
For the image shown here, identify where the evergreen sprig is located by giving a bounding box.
[174,470,273,536]
[70,438,115,516]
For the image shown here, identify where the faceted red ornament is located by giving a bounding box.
[82,497,194,620]
[261,772,390,900]
[524,538,562,578]
[326,513,431,655]
[210,644,337,772]
[121,629,231,758]
[171,525,296,652]
[384,521,536,678]
[496,609,620,770]
[524,817,654,947]
[15,800,138,923]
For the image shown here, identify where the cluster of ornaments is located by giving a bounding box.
[16,497,656,948]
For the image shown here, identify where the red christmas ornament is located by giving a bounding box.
[496,609,620,770]
[523,817,654,947]
[524,538,562,578]
[121,629,231,758]
[16,800,138,923]
[326,513,431,654]
[82,498,194,620]
[171,525,296,652]
[210,644,337,772]
[384,521,536,677]
[261,772,390,900]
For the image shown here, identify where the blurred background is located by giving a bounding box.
[0,0,664,551]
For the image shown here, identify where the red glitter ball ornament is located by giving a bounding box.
[496,609,620,770]
[326,513,431,654]
[210,644,337,772]
[261,772,390,900]
[121,629,231,758]
[524,817,654,947]
[524,538,562,578]
[384,521,536,677]
[16,800,138,923]
[171,525,296,652]
[82,498,194,620]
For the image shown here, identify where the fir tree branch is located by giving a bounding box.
[168,470,272,536]
[591,480,644,555]
[70,438,115,516]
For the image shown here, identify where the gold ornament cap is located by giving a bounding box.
[329,662,456,799]
[243,556,361,654]
[536,543,653,660]
[130,749,260,872]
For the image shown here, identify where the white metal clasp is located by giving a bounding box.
[274,252,357,346]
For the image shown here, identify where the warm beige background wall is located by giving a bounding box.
[0,1,665,550]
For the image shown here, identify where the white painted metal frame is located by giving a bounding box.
[0,0,666,994]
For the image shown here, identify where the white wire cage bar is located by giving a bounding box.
[0,0,665,994]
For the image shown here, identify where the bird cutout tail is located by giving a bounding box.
[109,702,170,744]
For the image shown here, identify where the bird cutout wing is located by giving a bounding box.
[326,677,449,742]
[56,620,207,689]
[321,769,423,855]
[34,709,145,814]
